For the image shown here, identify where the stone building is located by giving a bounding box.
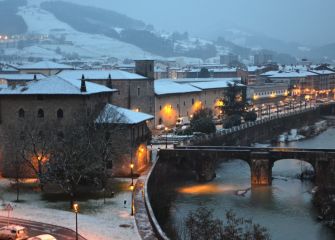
[58,60,155,117]
[97,104,154,176]
[154,78,244,127]
[0,75,153,177]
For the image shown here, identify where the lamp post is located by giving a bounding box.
[130,184,134,216]
[73,203,79,240]
[164,127,168,149]
[130,163,134,186]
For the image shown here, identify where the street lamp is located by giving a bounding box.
[129,184,134,216]
[73,203,79,240]
[164,127,168,149]
[130,163,134,186]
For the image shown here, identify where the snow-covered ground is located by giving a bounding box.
[0,178,140,240]
[15,0,158,61]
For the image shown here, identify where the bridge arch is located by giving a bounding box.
[272,158,315,179]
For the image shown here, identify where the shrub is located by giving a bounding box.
[244,111,257,122]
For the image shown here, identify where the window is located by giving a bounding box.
[57,109,64,119]
[37,109,44,118]
[160,105,162,110]
[184,101,186,106]
[18,108,25,118]
[137,87,140,96]
[192,98,194,105]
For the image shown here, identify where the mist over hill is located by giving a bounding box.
[0,0,333,63]
[0,0,27,35]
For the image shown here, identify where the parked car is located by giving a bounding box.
[27,234,57,240]
[155,124,165,130]
[176,117,190,127]
[0,225,28,240]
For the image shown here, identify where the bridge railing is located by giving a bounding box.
[178,105,318,147]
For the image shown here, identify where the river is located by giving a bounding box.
[169,127,335,240]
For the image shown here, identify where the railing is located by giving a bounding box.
[178,105,318,146]
[144,156,170,240]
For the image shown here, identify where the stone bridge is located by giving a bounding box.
[158,146,335,186]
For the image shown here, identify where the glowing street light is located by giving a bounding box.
[130,163,134,186]
[164,127,168,149]
[73,203,79,240]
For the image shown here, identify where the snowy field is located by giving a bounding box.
[0,178,140,240]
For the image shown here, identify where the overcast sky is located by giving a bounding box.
[69,0,334,46]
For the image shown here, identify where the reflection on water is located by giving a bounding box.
[170,128,335,240]
[177,183,236,195]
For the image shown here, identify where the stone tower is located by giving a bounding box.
[135,60,155,80]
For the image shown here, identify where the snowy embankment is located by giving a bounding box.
[0,178,140,240]
[278,120,328,143]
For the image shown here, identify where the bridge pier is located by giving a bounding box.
[251,153,272,186]
[194,155,216,182]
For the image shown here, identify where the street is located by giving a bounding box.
[0,216,86,240]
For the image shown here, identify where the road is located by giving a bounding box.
[0,216,86,240]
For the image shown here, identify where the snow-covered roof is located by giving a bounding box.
[247,66,266,72]
[0,76,116,95]
[0,65,18,72]
[97,104,154,125]
[309,70,335,75]
[171,77,241,83]
[210,68,237,73]
[260,71,279,77]
[178,67,237,73]
[58,70,147,80]
[0,74,45,81]
[155,79,201,96]
[267,71,317,78]
[190,80,244,90]
[18,61,74,70]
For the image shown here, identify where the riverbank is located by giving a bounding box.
[166,128,335,240]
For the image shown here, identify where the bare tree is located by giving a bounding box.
[45,120,99,208]
[179,207,271,240]
[5,117,53,190]
[45,105,127,207]
[6,148,26,202]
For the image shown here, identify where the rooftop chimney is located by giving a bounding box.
[107,73,112,88]
[80,74,87,92]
